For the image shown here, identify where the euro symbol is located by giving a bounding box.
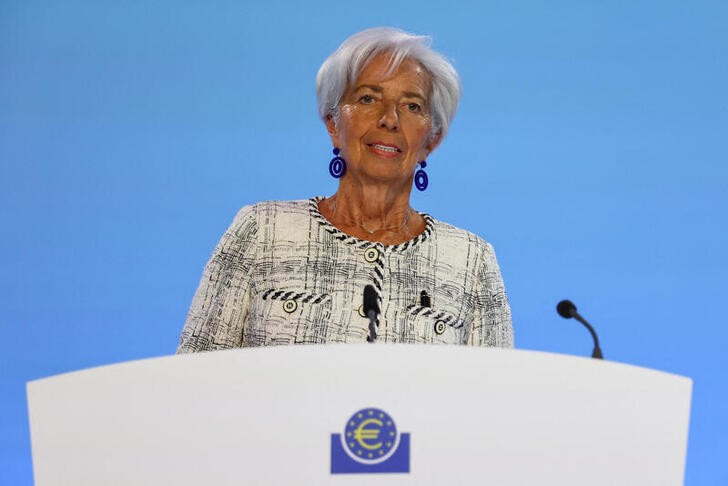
[353,418,382,450]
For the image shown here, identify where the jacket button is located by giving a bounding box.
[364,247,379,263]
[282,299,298,313]
[434,320,447,335]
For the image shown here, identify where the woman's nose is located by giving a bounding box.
[378,103,399,130]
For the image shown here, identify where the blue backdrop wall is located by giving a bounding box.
[2,1,726,484]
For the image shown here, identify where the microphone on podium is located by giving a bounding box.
[364,285,379,343]
[556,299,604,359]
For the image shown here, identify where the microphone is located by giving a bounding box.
[556,299,604,359]
[363,285,379,343]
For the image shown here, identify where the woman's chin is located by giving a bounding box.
[347,172,410,188]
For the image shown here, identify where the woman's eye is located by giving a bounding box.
[359,94,375,104]
[407,102,422,112]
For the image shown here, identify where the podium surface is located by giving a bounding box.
[27,345,691,485]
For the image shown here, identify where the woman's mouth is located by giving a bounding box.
[367,143,401,157]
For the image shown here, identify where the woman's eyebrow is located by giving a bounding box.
[353,84,383,93]
[402,91,426,101]
[353,85,426,101]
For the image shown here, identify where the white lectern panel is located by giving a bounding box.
[27,345,691,485]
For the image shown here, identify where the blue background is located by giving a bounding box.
[2,1,726,484]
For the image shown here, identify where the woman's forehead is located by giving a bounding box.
[351,54,431,95]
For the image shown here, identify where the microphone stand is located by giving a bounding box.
[363,285,379,343]
[366,310,378,343]
[557,300,604,359]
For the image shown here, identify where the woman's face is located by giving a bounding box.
[327,54,441,187]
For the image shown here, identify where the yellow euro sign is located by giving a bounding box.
[353,418,383,450]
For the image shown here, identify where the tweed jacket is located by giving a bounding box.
[177,198,513,352]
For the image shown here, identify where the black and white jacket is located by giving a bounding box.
[177,198,513,352]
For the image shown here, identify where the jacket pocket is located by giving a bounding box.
[243,288,332,345]
[401,304,466,344]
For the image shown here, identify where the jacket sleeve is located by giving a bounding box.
[176,205,259,353]
[468,242,514,348]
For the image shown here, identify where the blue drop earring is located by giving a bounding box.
[329,148,347,178]
[414,160,428,191]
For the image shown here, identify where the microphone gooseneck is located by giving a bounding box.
[363,285,379,343]
[556,299,604,359]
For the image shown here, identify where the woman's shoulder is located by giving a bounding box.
[231,199,312,222]
[428,216,495,254]
[226,199,316,240]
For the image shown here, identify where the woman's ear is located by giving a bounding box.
[425,130,443,156]
[325,114,339,146]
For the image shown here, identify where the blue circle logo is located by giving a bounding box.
[341,407,399,464]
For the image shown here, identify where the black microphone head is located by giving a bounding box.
[363,285,379,314]
[556,299,577,319]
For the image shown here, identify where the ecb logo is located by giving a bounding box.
[330,407,410,474]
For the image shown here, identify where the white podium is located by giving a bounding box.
[27,345,691,485]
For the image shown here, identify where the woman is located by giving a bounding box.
[177,27,513,352]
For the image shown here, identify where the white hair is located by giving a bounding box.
[316,27,462,138]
